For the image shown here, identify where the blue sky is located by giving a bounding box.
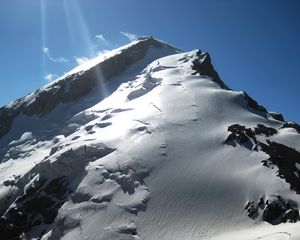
[0,0,300,122]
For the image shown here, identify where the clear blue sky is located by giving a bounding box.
[1,0,299,122]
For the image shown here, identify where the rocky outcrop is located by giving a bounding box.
[225,124,257,150]
[0,177,71,240]
[192,51,229,90]
[282,121,300,133]
[0,144,116,239]
[260,141,300,193]
[269,112,285,122]
[225,123,300,194]
[243,92,268,114]
[226,123,300,225]
[254,124,278,137]
[245,195,299,224]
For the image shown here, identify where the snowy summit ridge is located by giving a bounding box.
[1,37,300,240]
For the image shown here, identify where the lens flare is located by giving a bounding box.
[63,0,108,97]
[40,0,108,97]
[40,0,47,77]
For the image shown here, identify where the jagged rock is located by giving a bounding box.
[260,141,300,193]
[262,200,285,224]
[282,209,299,223]
[0,177,71,239]
[269,112,285,122]
[254,124,277,137]
[282,121,300,133]
[245,201,259,219]
[225,124,257,150]
[243,92,267,114]
[192,51,229,90]
[246,196,299,225]
[225,123,300,194]
[263,196,299,224]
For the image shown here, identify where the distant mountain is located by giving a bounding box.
[1,36,300,240]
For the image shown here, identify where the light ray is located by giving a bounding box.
[40,0,47,78]
[63,0,77,54]
[63,0,108,97]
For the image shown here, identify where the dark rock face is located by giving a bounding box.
[225,124,257,150]
[192,51,229,90]
[245,196,299,224]
[269,112,285,122]
[282,122,300,133]
[190,51,275,120]
[118,225,137,235]
[225,123,300,193]
[0,144,116,239]
[254,124,278,137]
[260,141,300,193]
[243,92,268,114]
[0,37,178,140]
[245,201,260,219]
[226,123,300,224]
[262,200,286,223]
[0,177,71,240]
[282,209,300,223]
[0,106,21,142]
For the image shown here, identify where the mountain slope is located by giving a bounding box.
[1,37,300,240]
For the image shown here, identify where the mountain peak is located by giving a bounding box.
[1,38,300,240]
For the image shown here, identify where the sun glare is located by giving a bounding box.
[41,0,108,97]
[40,0,47,78]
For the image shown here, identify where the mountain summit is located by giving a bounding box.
[1,37,300,240]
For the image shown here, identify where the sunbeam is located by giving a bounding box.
[63,0,108,97]
[40,0,47,78]
[63,0,77,55]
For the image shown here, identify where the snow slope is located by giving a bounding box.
[1,37,300,240]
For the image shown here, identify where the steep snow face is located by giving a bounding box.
[1,39,300,240]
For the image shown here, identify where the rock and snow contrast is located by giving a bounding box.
[1,36,300,240]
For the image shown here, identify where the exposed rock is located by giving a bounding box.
[254,124,277,137]
[282,209,299,223]
[259,141,300,193]
[225,124,257,150]
[0,144,116,239]
[281,121,300,134]
[243,92,268,114]
[262,200,285,224]
[118,225,137,235]
[192,51,229,90]
[263,196,299,224]
[225,123,300,194]
[245,201,259,219]
[0,176,71,240]
[269,112,285,122]
[245,195,299,225]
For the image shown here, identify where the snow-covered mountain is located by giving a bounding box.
[1,36,300,240]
